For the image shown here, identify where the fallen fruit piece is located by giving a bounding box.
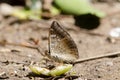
[29,64,73,76]
[29,65,50,76]
[50,64,73,76]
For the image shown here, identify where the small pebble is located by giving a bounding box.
[109,27,120,37]
[106,61,113,66]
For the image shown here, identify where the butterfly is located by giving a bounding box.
[30,21,79,77]
[48,21,79,63]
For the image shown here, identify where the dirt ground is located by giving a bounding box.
[0,1,120,80]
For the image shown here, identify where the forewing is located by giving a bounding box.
[48,21,79,63]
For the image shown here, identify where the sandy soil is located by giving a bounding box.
[0,1,120,80]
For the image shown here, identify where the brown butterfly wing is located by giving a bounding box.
[48,21,79,63]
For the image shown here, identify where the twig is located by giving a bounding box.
[0,60,29,65]
[0,41,45,56]
[74,51,120,64]
[4,42,38,49]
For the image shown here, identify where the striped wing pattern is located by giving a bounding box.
[48,21,79,63]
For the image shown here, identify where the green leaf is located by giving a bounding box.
[54,0,105,18]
